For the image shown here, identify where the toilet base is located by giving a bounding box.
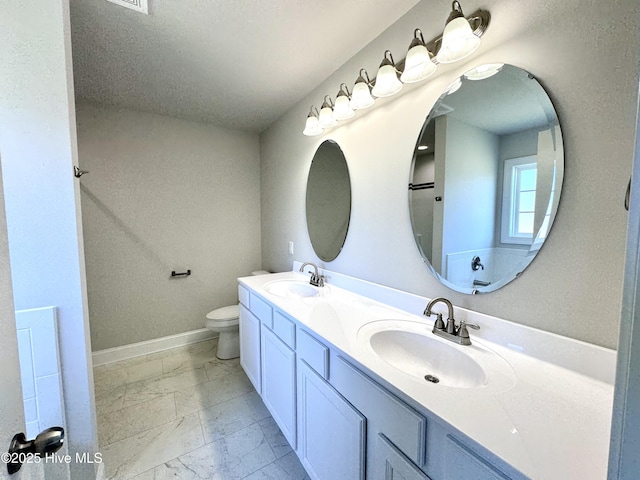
[216,329,240,360]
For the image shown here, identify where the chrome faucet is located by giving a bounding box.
[299,262,325,287]
[423,297,480,346]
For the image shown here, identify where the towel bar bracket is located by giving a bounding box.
[171,270,191,278]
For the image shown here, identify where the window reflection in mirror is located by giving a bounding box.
[409,64,564,294]
[306,140,352,262]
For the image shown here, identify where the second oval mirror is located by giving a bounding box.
[409,64,564,294]
[306,140,352,262]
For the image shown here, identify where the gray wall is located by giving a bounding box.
[441,116,498,268]
[76,102,261,351]
[259,0,640,349]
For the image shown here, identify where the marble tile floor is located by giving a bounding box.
[94,338,310,480]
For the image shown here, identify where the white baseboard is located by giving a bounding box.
[92,328,217,367]
[95,461,105,480]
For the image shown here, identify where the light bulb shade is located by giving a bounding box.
[350,81,375,110]
[436,15,481,64]
[372,64,403,97]
[401,44,437,83]
[333,95,355,120]
[318,105,337,128]
[303,114,322,136]
[463,63,504,80]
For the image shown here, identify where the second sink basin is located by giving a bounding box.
[264,280,320,298]
[368,329,486,388]
[358,319,515,390]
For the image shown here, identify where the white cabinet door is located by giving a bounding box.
[298,361,366,480]
[443,436,512,480]
[375,434,431,480]
[239,304,261,393]
[261,327,296,447]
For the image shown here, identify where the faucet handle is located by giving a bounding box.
[431,312,445,330]
[459,320,480,330]
[457,321,480,345]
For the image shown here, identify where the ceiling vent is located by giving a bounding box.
[106,0,148,14]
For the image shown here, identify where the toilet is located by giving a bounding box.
[205,270,270,360]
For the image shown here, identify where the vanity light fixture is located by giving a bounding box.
[333,84,356,120]
[318,95,338,128]
[350,69,375,110]
[464,63,504,80]
[303,106,323,136]
[400,29,437,84]
[371,50,403,98]
[302,1,489,136]
[436,1,482,64]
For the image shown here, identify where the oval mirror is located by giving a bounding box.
[306,140,352,261]
[409,64,564,294]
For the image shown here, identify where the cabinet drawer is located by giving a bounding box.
[331,355,427,467]
[297,329,329,379]
[250,293,273,328]
[238,284,250,308]
[273,310,296,349]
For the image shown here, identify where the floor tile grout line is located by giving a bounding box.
[141,417,265,476]
[98,408,181,449]
[95,361,238,403]
[99,386,258,451]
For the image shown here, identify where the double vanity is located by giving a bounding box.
[238,265,615,480]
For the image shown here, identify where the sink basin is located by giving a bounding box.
[264,280,320,298]
[358,319,514,389]
[368,329,486,388]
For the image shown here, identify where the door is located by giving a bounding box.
[297,361,366,480]
[608,86,640,478]
[261,327,296,447]
[0,188,69,480]
[239,304,262,393]
[0,1,95,479]
[375,434,430,480]
[0,174,34,480]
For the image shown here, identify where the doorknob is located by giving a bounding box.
[6,426,64,474]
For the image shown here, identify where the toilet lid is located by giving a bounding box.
[206,305,240,321]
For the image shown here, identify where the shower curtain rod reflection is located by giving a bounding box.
[409,182,434,190]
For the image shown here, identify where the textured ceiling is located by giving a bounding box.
[69,0,420,133]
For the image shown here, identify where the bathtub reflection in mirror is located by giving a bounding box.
[409,64,564,294]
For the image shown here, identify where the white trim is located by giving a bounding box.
[92,328,216,366]
[96,461,106,480]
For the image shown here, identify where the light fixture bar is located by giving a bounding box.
[303,4,490,135]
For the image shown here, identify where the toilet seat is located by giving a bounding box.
[205,305,239,329]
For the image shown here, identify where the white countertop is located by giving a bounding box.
[239,270,615,480]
